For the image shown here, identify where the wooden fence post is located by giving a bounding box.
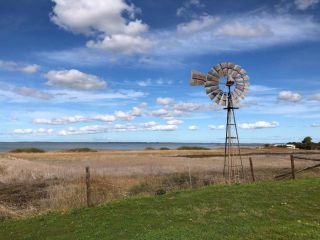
[290,155,295,180]
[249,157,255,182]
[86,166,92,207]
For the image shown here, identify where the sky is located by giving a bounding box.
[0,0,320,143]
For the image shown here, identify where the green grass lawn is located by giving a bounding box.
[1,178,320,240]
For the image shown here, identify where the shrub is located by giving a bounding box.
[65,148,97,152]
[162,172,198,189]
[177,146,210,150]
[159,147,170,150]
[144,147,155,150]
[128,182,154,196]
[9,148,45,153]
[155,188,166,195]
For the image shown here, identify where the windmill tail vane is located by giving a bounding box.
[189,62,250,184]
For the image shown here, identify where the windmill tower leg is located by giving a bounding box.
[223,87,244,184]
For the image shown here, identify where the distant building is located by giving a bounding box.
[273,144,296,149]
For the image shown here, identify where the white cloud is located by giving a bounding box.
[33,103,146,125]
[208,125,225,130]
[45,69,106,90]
[156,97,174,105]
[311,93,320,101]
[239,121,279,129]
[59,125,108,135]
[14,87,54,100]
[87,34,154,54]
[311,123,320,127]
[148,124,178,131]
[188,125,198,130]
[278,91,302,102]
[176,0,204,17]
[215,22,272,38]
[14,128,54,135]
[177,16,219,34]
[20,64,40,74]
[294,0,319,10]
[167,119,183,125]
[0,60,39,74]
[51,0,153,54]
[172,102,205,112]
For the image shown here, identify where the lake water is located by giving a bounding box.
[0,142,262,152]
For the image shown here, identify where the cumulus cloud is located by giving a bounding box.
[50,0,153,54]
[58,121,180,135]
[33,103,147,125]
[0,60,39,74]
[167,119,183,125]
[294,0,319,10]
[188,125,198,130]
[45,69,106,90]
[177,15,219,34]
[14,87,54,100]
[311,123,320,127]
[238,121,279,129]
[156,97,174,105]
[172,102,205,112]
[215,22,272,38]
[278,91,302,102]
[208,125,225,130]
[311,93,320,101]
[14,128,54,134]
[176,0,204,17]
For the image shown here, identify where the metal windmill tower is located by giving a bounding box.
[189,62,250,184]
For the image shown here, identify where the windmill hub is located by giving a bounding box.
[189,62,250,184]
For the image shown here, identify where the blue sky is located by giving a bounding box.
[0,0,320,143]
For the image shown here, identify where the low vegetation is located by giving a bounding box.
[288,136,320,150]
[176,146,210,150]
[1,178,319,239]
[9,148,45,153]
[64,148,97,152]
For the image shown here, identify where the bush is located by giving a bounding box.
[65,148,97,152]
[9,148,45,153]
[177,146,210,150]
[128,182,154,196]
[144,147,155,150]
[155,188,166,195]
[159,147,170,150]
[162,172,198,189]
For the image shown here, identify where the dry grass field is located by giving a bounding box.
[1,147,320,220]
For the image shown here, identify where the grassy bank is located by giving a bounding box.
[1,177,320,239]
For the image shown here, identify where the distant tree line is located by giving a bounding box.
[288,136,320,150]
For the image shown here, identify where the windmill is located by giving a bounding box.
[189,62,250,184]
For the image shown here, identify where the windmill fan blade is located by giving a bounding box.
[234,89,245,99]
[221,93,227,106]
[204,81,219,87]
[242,75,250,80]
[218,69,225,77]
[215,92,223,104]
[209,90,220,100]
[208,68,220,78]
[214,64,222,72]
[233,65,242,72]
[222,68,227,75]
[238,82,250,87]
[236,85,247,92]
[206,74,219,83]
[228,69,236,75]
[220,62,227,69]
[231,92,239,105]
[227,62,234,69]
[206,86,219,95]
[190,70,206,86]
[239,69,247,75]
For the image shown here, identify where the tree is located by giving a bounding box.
[302,136,312,150]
